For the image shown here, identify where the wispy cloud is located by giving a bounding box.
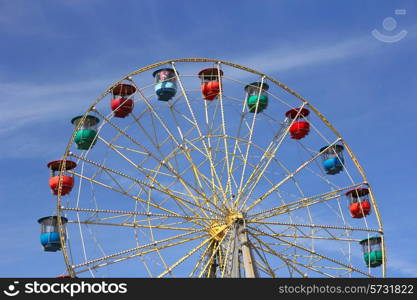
[0,79,111,159]
[0,33,396,131]
[0,1,56,38]
[0,79,108,135]
[228,24,417,78]
[388,255,417,277]
[2,29,415,159]
[225,36,377,80]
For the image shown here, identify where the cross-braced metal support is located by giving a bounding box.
[214,219,258,278]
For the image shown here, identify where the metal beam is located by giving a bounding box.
[238,221,258,278]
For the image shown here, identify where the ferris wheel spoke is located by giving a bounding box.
[197,226,232,277]
[149,163,212,223]
[244,161,328,259]
[60,207,220,222]
[74,232,208,275]
[97,138,168,177]
[247,183,364,222]
[106,143,150,156]
[213,144,248,199]
[180,140,228,196]
[249,230,361,243]
[241,161,301,228]
[130,113,170,159]
[222,74,294,109]
[71,209,195,227]
[67,158,216,223]
[247,224,296,275]
[131,85,213,204]
[193,137,276,205]
[297,142,342,190]
[135,218,197,228]
[277,254,339,278]
[227,97,251,196]
[96,137,208,204]
[236,76,266,206]
[134,132,225,218]
[177,136,226,208]
[99,151,222,222]
[243,138,342,213]
[168,105,223,206]
[170,64,201,134]
[247,226,374,277]
[202,94,214,171]
[101,168,134,200]
[169,105,197,128]
[226,154,246,195]
[170,101,218,185]
[171,62,228,202]
[149,109,161,148]
[172,152,224,204]
[251,241,333,278]
[252,259,272,277]
[127,92,164,152]
[307,119,353,175]
[158,235,215,278]
[71,227,209,270]
[94,214,170,225]
[189,240,215,277]
[281,253,345,277]
[248,241,276,277]
[68,220,201,232]
[215,63,233,201]
[67,170,212,224]
[235,134,277,200]
[248,232,306,277]
[158,178,223,220]
[237,103,308,210]
[93,109,214,212]
[247,220,380,234]
[168,137,224,197]
[309,265,352,271]
[262,111,286,127]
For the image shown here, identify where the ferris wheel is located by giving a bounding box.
[39,58,386,278]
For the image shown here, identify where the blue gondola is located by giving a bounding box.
[153,68,177,101]
[38,216,68,252]
[319,144,344,175]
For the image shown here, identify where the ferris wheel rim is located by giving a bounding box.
[54,58,385,278]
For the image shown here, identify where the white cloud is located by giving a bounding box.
[0,36,374,133]
[224,36,377,81]
[230,23,417,78]
[0,79,108,135]
[2,29,415,159]
[388,255,417,277]
[0,79,112,159]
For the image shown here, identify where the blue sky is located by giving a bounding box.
[0,0,416,277]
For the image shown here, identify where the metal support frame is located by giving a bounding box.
[223,220,258,278]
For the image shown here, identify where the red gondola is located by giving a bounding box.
[47,160,77,196]
[110,82,136,118]
[285,107,310,140]
[198,68,223,100]
[346,188,371,218]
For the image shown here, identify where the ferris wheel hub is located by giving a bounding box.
[208,210,244,242]
[225,211,243,224]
